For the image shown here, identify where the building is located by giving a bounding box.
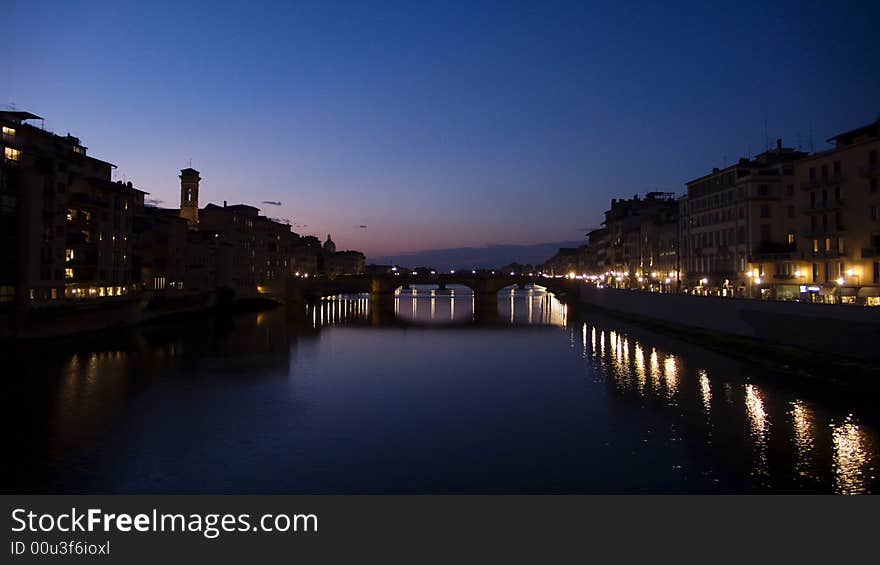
[199,202,290,298]
[289,234,321,276]
[584,228,608,276]
[602,192,677,288]
[638,201,678,292]
[0,110,145,321]
[136,206,188,292]
[793,118,880,305]
[541,247,584,277]
[326,250,366,277]
[679,141,807,297]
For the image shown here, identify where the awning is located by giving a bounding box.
[857,287,880,298]
[833,286,858,297]
[819,287,834,296]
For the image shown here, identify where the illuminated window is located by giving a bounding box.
[50,288,58,300]
[65,249,75,262]
[4,146,21,161]
[812,239,818,253]
[0,286,14,302]
[65,268,74,280]
[787,232,795,245]
[66,209,74,221]
[825,238,831,252]
[2,126,15,136]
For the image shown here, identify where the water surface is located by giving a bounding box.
[3,287,877,493]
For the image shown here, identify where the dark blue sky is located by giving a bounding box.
[6,0,879,258]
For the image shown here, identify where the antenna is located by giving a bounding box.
[186,157,193,168]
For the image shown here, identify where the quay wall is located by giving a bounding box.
[578,286,880,361]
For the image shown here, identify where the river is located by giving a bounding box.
[3,287,877,493]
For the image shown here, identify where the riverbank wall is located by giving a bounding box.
[577,285,880,362]
[0,290,280,341]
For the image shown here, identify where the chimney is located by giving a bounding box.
[223,200,227,207]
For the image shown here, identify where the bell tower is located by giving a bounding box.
[179,167,201,227]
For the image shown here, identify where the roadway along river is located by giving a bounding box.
[4,286,878,494]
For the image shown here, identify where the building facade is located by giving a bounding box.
[793,118,880,305]
[680,141,806,297]
[0,110,145,321]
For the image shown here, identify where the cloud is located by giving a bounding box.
[262,200,282,206]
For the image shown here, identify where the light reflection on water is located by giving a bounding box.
[4,290,879,494]
[573,312,878,494]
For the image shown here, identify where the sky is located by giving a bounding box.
[5,0,879,261]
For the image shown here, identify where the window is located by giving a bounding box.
[759,185,769,196]
[1,126,14,136]
[872,179,878,193]
[3,147,21,161]
[834,186,841,201]
[787,232,795,245]
[872,205,880,221]
[760,224,771,242]
[875,262,880,284]
[786,185,794,196]
[870,150,878,166]
[825,238,832,252]
[812,263,819,282]
[0,286,14,302]
[65,249,74,262]
[787,205,794,218]
[65,268,74,280]
[833,161,841,174]
[760,205,770,218]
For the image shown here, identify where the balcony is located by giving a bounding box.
[799,173,846,190]
[802,199,844,213]
[862,247,880,258]
[749,242,796,262]
[859,164,879,178]
[808,249,846,259]
[802,225,846,237]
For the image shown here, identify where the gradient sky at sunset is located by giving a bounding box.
[5,0,879,259]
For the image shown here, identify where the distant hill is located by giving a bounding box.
[370,241,585,271]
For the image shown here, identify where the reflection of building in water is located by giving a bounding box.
[790,400,817,482]
[577,318,879,492]
[831,416,872,495]
[388,286,568,326]
[745,383,770,481]
[699,370,712,415]
[308,295,372,328]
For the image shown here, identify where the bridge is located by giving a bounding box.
[284,273,578,325]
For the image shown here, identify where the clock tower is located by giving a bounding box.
[179,167,201,227]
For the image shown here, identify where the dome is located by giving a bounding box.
[323,234,336,253]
